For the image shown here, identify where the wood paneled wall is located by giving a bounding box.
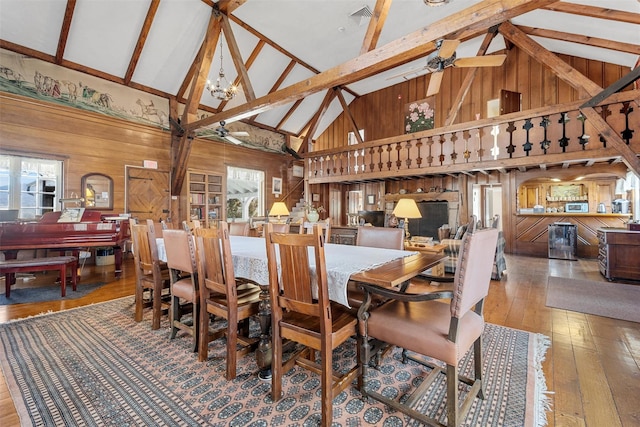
[0,93,302,223]
[314,47,629,149]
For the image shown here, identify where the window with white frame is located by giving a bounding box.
[0,154,63,219]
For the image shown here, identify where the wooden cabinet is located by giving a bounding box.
[188,170,224,228]
[598,228,640,282]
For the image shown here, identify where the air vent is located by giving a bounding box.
[349,5,373,27]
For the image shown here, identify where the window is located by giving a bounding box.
[0,154,63,219]
[226,166,264,221]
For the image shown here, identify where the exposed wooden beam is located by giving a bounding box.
[562,162,570,169]
[173,11,222,194]
[220,14,256,103]
[542,3,640,25]
[304,89,337,146]
[125,0,160,85]
[518,166,527,172]
[516,25,640,56]
[475,169,489,176]
[186,0,555,132]
[336,89,363,145]
[445,26,500,125]
[584,160,595,167]
[498,167,508,174]
[499,21,602,98]
[55,0,76,64]
[540,164,547,170]
[360,0,392,54]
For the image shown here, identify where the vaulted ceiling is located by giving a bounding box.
[1,0,638,144]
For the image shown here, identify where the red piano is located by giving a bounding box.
[0,210,130,276]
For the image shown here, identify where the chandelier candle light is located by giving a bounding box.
[392,198,422,241]
[206,37,237,101]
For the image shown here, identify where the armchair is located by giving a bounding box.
[357,226,500,426]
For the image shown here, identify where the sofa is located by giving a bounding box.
[440,220,507,280]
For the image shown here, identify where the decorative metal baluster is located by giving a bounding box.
[620,102,634,144]
[558,112,570,152]
[506,121,516,158]
[540,115,551,154]
[577,113,590,150]
[522,119,533,156]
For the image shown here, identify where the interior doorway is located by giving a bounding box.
[472,184,503,230]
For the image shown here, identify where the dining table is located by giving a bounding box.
[157,235,446,379]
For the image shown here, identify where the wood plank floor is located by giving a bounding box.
[1,254,639,426]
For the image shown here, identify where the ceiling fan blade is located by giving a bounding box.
[426,72,444,97]
[386,66,428,81]
[438,39,460,59]
[225,135,244,145]
[230,131,249,137]
[454,54,507,68]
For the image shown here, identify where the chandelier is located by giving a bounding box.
[424,0,450,6]
[206,38,237,101]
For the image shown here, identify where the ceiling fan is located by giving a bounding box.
[214,121,250,145]
[387,39,506,96]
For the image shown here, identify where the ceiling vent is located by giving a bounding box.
[349,5,373,27]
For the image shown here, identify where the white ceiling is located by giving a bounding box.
[1,0,638,140]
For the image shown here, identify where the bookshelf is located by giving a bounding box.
[188,170,224,228]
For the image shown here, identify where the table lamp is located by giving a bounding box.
[269,202,290,223]
[392,198,422,240]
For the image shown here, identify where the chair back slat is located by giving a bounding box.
[451,227,499,318]
[195,222,236,298]
[132,224,153,273]
[299,219,331,242]
[229,222,250,236]
[266,224,328,319]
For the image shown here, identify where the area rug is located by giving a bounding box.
[546,276,640,323]
[0,297,551,426]
[0,282,106,305]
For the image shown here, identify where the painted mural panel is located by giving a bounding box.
[0,49,170,129]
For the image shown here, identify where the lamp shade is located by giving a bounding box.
[392,198,422,219]
[269,202,290,216]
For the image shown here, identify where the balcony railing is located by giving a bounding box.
[305,90,639,184]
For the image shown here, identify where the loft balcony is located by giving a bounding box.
[304,89,639,184]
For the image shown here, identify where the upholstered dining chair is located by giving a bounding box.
[265,223,359,427]
[163,226,200,352]
[357,225,499,427]
[298,218,331,242]
[347,226,405,309]
[131,223,170,330]
[194,222,261,380]
[228,221,250,236]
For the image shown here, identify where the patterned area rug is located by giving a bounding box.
[0,297,550,426]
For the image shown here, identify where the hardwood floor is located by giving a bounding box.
[1,255,638,426]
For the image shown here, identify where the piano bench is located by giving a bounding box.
[1,256,78,298]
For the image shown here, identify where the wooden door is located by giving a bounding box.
[126,167,171,222]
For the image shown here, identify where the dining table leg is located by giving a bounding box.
[256,283,272,380]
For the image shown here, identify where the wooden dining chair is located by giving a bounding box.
[131,223,170,330]
[163,226,200,352]
[194,222,261,380]
[357,226,499,427]
[269,222,290,234]
[265,223,359,427]
[228,221,250,236]
[298,218,331,242]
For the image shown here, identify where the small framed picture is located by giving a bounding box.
[367,194,376,205]
[312,193,320,202]
[272,177,282,195]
